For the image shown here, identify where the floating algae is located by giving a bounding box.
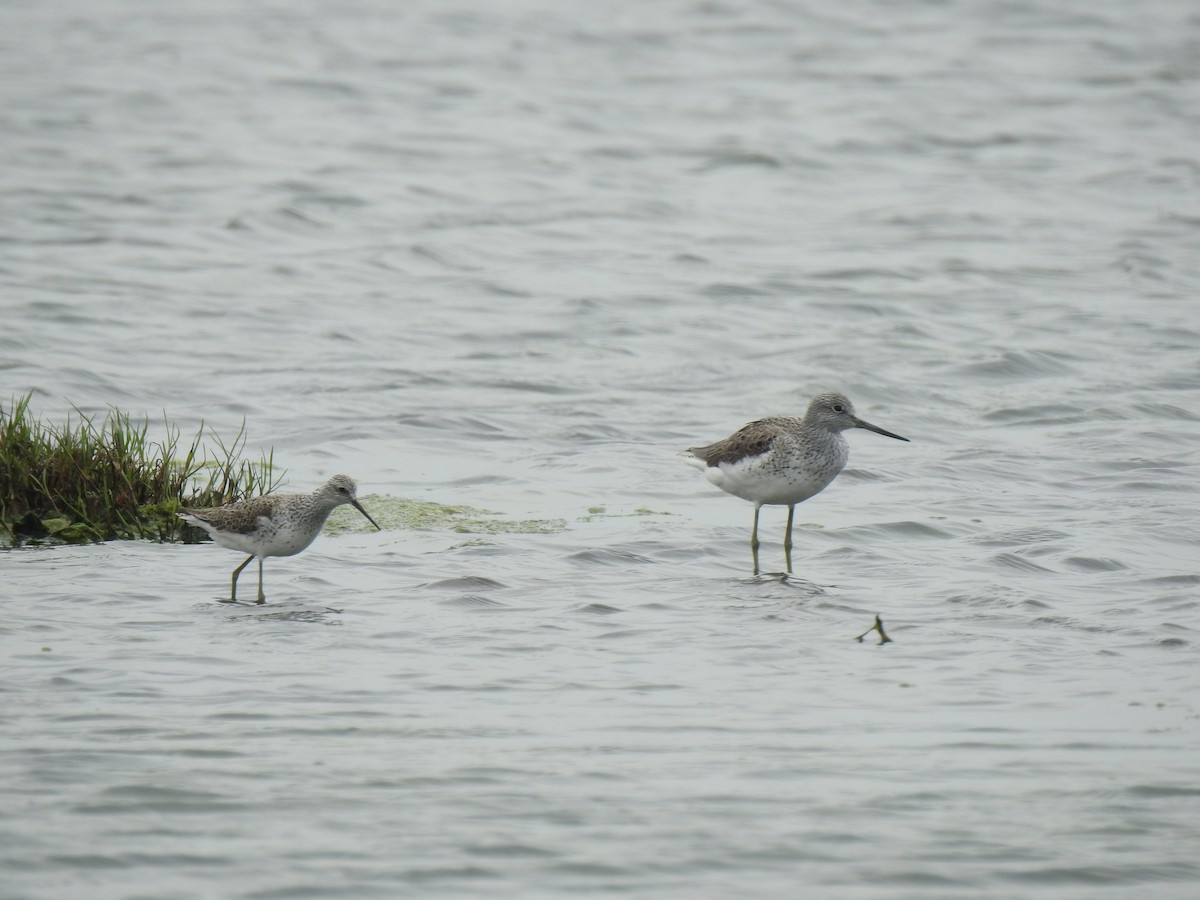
[325,496,567,536]
[576,504,674,523]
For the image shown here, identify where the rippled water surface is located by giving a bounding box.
[3,0,1199,897]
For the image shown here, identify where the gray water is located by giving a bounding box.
[3,0,1199,897]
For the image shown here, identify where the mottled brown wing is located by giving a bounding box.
[690,419,777,467]
[178,495,278,532]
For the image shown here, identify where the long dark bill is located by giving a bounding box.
[854,417,910,442]
[352,500,383,530]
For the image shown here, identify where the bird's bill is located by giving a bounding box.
[352,499,383,530]
[853,417,910,442]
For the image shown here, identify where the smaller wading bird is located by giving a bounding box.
[177,474,381,604]
[685,392,909,575]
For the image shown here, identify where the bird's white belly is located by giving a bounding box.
[705,454,841,506]
[259,521,323,557]
[191,515,321,558]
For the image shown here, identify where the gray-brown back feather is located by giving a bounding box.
[178,495,280,535]
[690,417,797,467]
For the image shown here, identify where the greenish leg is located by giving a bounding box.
[783,504,795,574]
[256,557,266,605]
[750,504,762,575]
[228,555,254,603]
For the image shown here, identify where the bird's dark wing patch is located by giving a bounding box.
[690,420,777,467]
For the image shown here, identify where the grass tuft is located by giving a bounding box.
[1,393,280,546]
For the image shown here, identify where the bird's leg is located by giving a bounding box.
[228,555,254,603]
[256,557,266,605]
[750,504,762,575]
[783,504,795,574]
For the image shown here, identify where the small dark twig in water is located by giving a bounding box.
[856,614,892,645]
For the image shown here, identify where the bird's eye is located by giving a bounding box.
[833,404,845,413]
